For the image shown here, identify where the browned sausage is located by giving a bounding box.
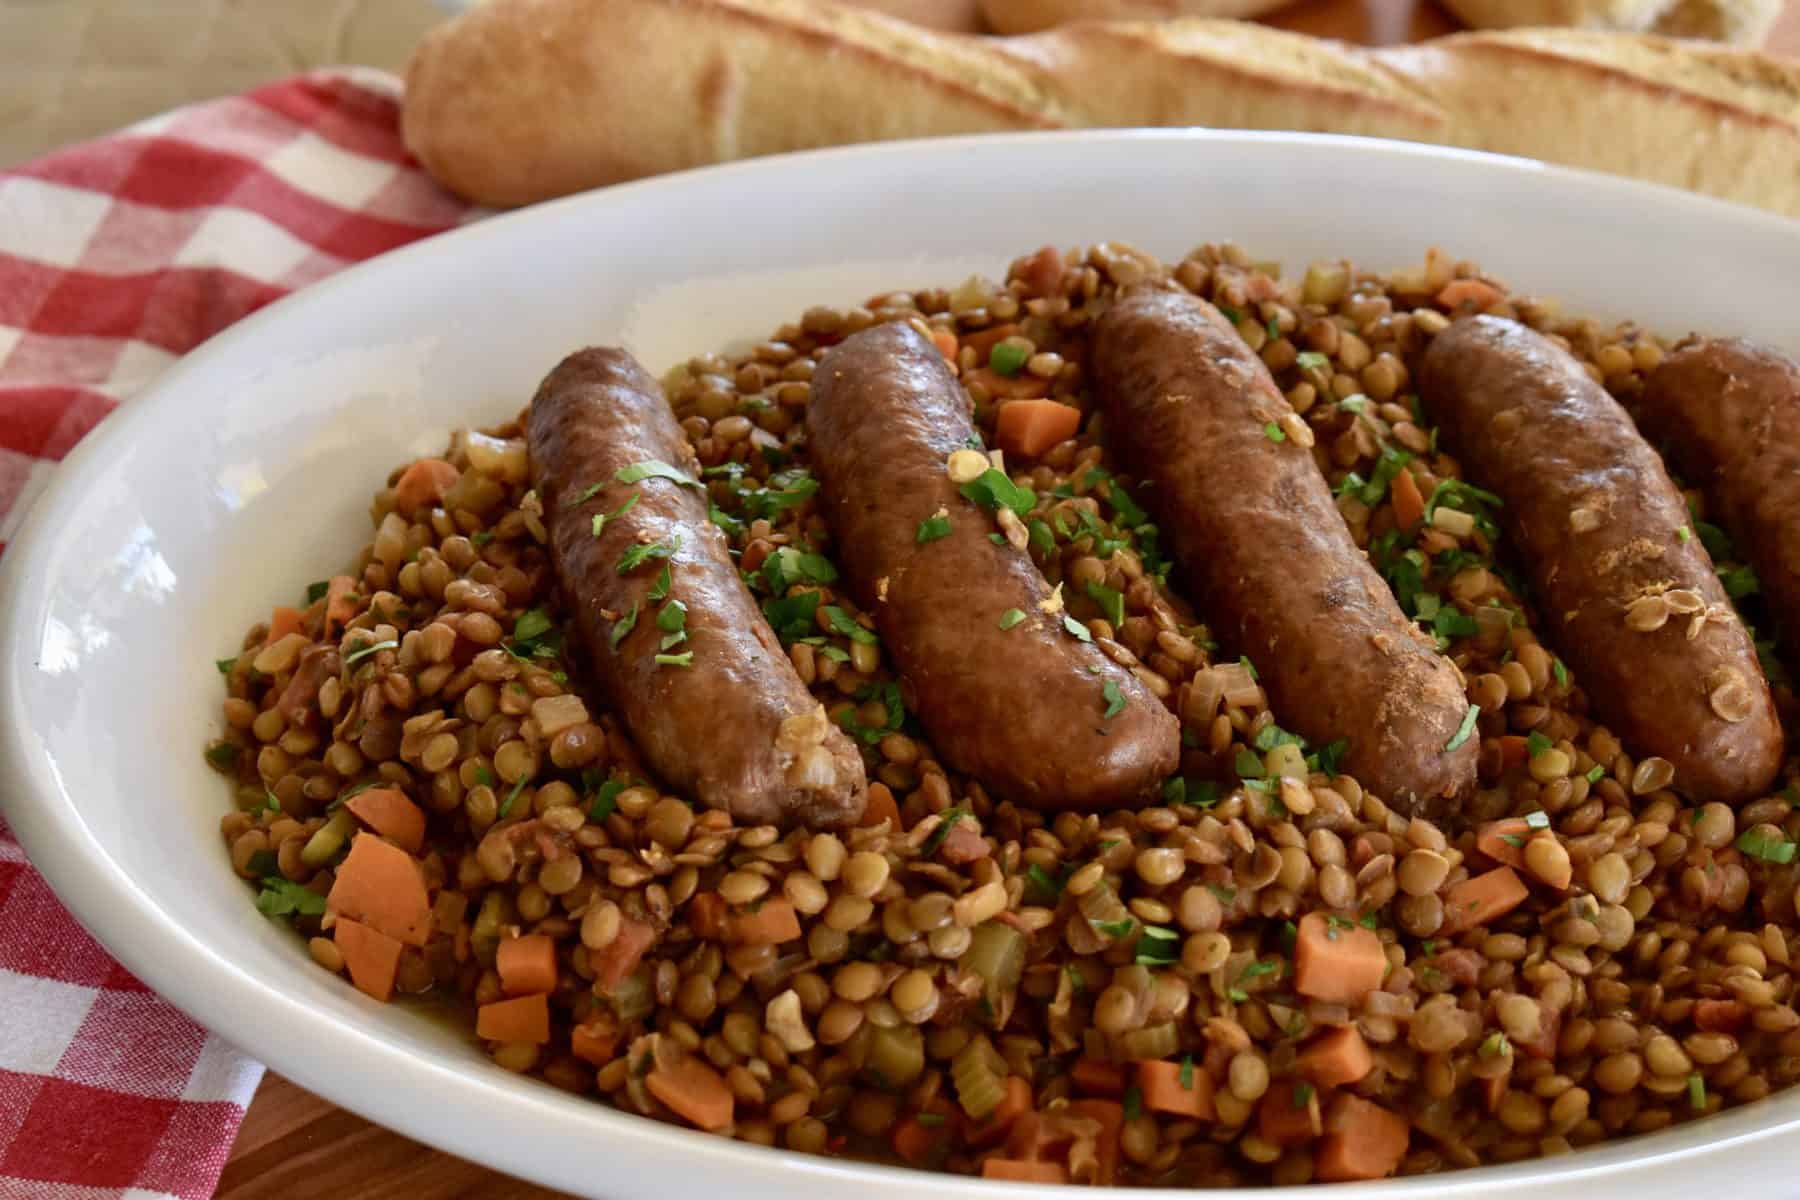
[807,321,1180,810]
[1092,286,1477,817]
[1419,316,1783,804]
[1638,337,1800,659]
[528,347,866,828]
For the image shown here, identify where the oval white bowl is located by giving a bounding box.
[3,130,1799,1199]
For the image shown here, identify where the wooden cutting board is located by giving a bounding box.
[217,1,1800,1195]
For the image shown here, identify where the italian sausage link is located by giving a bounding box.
[528,347,866,828]
[1638,337,1800,660]
[808,321,1180,810]
[1419,316,1783,804]
[1092,286,1478,818]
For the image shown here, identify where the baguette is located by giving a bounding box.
[403,0,1800,221]
[996,19,1447,139]
[1439,0,1781,46]
[1379,30,1800,218]
[978,0,1288,36]
[403,0,1068,206]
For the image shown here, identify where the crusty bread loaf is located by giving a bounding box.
[977,0,1287,37]
[403,0,1067,206]
[1379,29,1800,217]
[403,0,1800,220]
[1440,0,1781,45]
[996,19,1446,139]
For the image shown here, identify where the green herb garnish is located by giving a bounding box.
[916,513,953,544]
[255,878,326,920]
[616,459,701,489]
[590,490,641,538]
[999,608,1027,630]
[989,342,1030,377]
[609,602,639,650]
[823,606,878,644]
[958,468,1036,518]
[1062,614,1093,643]
[343,638,397,667]
[1444,702,1480,752]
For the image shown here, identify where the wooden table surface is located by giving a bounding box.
[218,0,1800,1195]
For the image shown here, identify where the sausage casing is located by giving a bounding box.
[807,321,1180,810]
[528,347,866,828]
[1092,286,1478,816]
[1638,337,1800,659]
[1420,316,1783,803]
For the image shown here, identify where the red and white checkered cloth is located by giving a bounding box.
[0,68,474,1198]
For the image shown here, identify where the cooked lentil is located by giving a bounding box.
[209,241,1799,1186]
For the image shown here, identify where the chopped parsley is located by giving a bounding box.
[916,513,953,544]
[1095,918,1136,940]
[1234,749,1266,780]
[305,580,329,603]
[617,536,679,575]
[708,502,744,537]
[822,606,878,644]
[1526,731,1555,759]
[654,651,695,667]
[999,608,1027,630]
[1525,809,1551,830]
[1253,723,1306,753]
[647,562,673,603]
[498,775,527,819]
[734,467,821,521]
[1678,525,1693,542]
[616,459,701,489]
[255,878,326,920]
[1552,657,1570,688]
[958,468,1036,518]
[1085,580,1125,626]
[590,490,641,538]
[1292,1082,1314,1108]
[1479,1031,1511,1058]
[1719,563,1760,599]
[1133,925,1181,966]
[1264,421,1287,443]
[609,602,639,650]
[586,773,627,821]
[1311,738,1350,777]
[343,638,397,667]
[1586,764,1606,784]
[1443,702,1480,752]
[1295,350,1330,372]
[761,591,821,641]
[1101,679,1127,719]
[1062,614,1093,643]
[1688,1071,1706,1111]
[655,598,688,651]
[215,657,237,675]
[1338,394,1368,414]
[989,342,1030,377]
[1359,447,1414,507]
[1179,1055,1197,1090]
[1027,518,1056,558]
[1735,827,1797,864]
[1122,1086,1143,1121]
[1025,864,1066,900]
[1162,777,1220,809]
[1239,655,1259,681]
[1422,478,1503,539]
[835,681,907,746]
[1208,884,1237,905]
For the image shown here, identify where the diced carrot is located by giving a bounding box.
[967,367,1051,402]
[968,1076,1034,1148]
[571,1013,622,1067]
[476,993,549,1044]
[995,399,1082,461]
[646,1054,735,1132]
[1013,246,1065,298]
[1258,1086,1322,1145]
[893,1104,956,1169]
[393,457,460,518]
[1137,1059,1215,1120]
[1296,1026,1373,1088]
[333,917,401,1002]
[1071,1057,1126,1097]
[982,1160,1068,1183]
[266,605,304,644]
[322,574,358,635]
[1694,999,1749,1033]
[964,323,1021,358]
[727,897,802,946]
[1475,818,1531,869]
[326,832,433,946]
[593,917,658,990]
[1390,467,1425,528]
[1293,911,1388,1007]
[1316,1095,1410,1182]
[1499,735,1531,770]
[1065,1099,1123,1185]
[496,933,558,996]
[931,329,959,362]
[345,786,427,855]
[687,892,729,940]
[1481,1072,1508,1114]
[1518,1006,1561,1060]
[859,782,900,829]
[1436,278,1504,311]
[1441,866,1529,935]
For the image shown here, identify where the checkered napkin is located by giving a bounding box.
[0,68,473,1198]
